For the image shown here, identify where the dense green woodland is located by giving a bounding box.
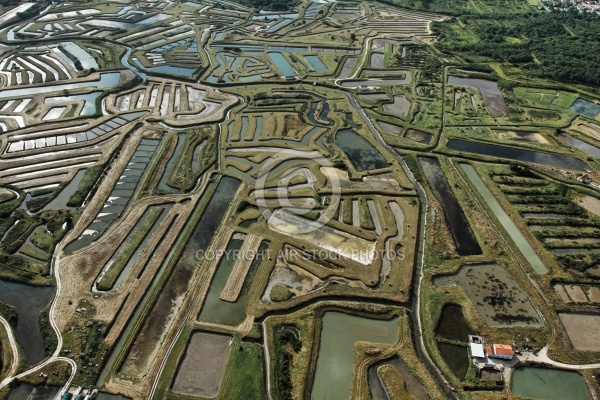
[381,0,533,16]
[433,11,600,86]
[239,0,299,11]
[239,0,599,86]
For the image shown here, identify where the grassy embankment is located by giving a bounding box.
[96,207,164,291]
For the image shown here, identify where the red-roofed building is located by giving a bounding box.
[489,344,513,360]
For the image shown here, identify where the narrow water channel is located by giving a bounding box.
[448,139,588,171]
[157,133,185,193]
[119,176,241,377]
[460,163,548,274]
[419,157,481,256]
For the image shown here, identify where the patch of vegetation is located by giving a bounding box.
[238,0,299,11]
[0,254,45,283]
[0,216,17,241]
[0,209,71,282]
[1,212,42,255]
[434,11,600,86]
[62,301,108,387]
[0,188,21,218]
[393,44,442,82]
[0,301,17,329]
[527,109,561,120]
[490,165,600,275]
[273,324,302,400]
[167,126,217,192]
[15,0,49,20]
[40,212,71,252]
[559,253,600,275]
[19,243,48,262]
[509,162,537,178]
[387,0,530,14]
[0,188,16,203]
[16,360,71,387]
[29,188,55,198]
[403,155,425,184]
[270,285,293,302]
[96,207,163,291]
[67,165,105,207]
[39,306,57,357]
[219,341,267,399]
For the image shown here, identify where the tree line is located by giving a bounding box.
[433,11,600,87]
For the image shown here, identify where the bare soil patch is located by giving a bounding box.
[576,195,600,217]
[383,95,410,117]
[172,331,232,397]
[559,313,600,351]
[376,121,402,135]
[565,285,588,302]
[588,286,600,302]
[553,285,571,303]
[405,129,432,144]
[493,130,548,144]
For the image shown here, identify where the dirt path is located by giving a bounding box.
[147,182,247,399]
[220,233,263,302]
[0,234,78,399]
[0,317,19,386]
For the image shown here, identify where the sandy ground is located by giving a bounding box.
[382,95,410,117]
[0,187,14,202]
[553,285,571,303]
[494,130,548,144]
[405,129,432,144]
[588,286,600,302]
[573,119,600,140]
[269,209,376,265]
[565,285,588,303]
[322,167,403,193]
[588,265,600,277]
[559,313,600,351]
[556,284,600,303]
[172,332,232,397]
[576,195,600,217]
[261,249,368,303]
[54,131,148,328]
